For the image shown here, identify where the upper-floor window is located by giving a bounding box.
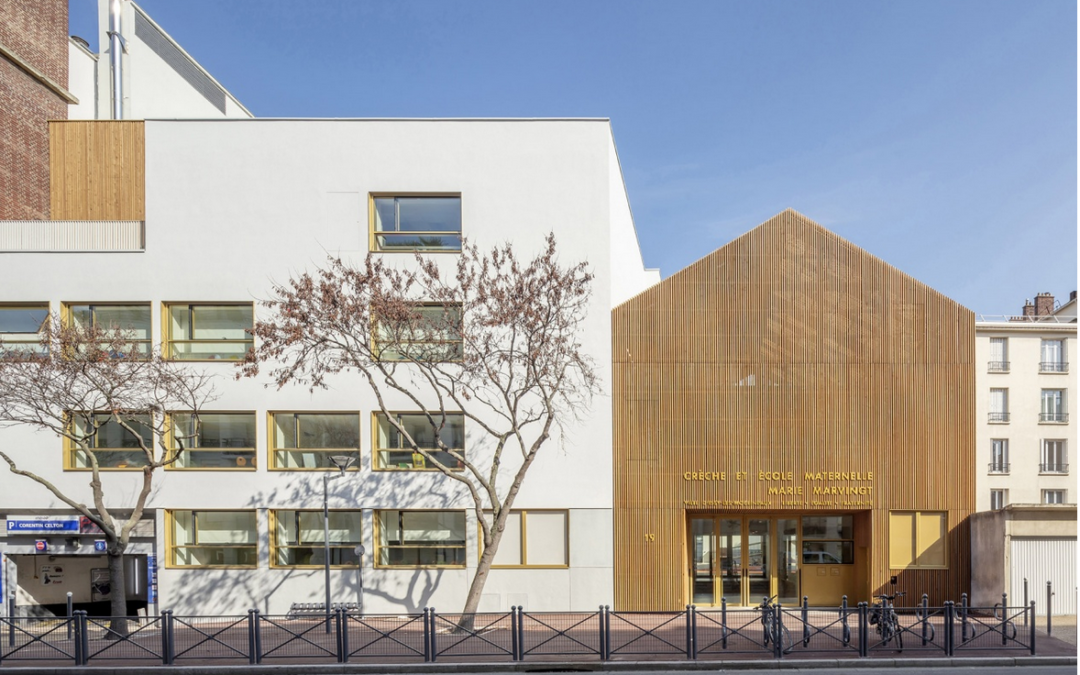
[272,510,362,567]
[168,412,257,470]
[270,412,361,470]
[375,510,466,567]
[1042,490,1066,505]
[167,509,257,568]
[1040,439,1068,474]
[989,439,1009,474]
[164,303,253,361]
[66,413,152,470]
[0,304,49,356]
[1039,389,1067,423]
[373,412,464,470]
[988,337,1009,373]
[990,489,1007,511]
[371,195,461,252]
[374,303,463,362]
[65,303,152,357]
[988,388,1009,423]
[1040,339,1068,373]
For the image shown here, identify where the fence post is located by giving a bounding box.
[66,592,73,640]
[422,608,431,662]
[944,601,954,656]
[1029,601,1036,655]
[335,607,346,663]
[1046,581,1053,636]
[841,595,850,646]
[857,602,868,657]
[1001,593,1008,646]
[76,610,89,666]
[517,606,526,661]
[601,605,610,661]
[960,593,969,643]
[721,597,728,649]
[920,594,928,645]
[775,602,783,659]
[1023,578,1028,627]
[428,607,437,663]
[800,597,811,647]
[160,610,171,665]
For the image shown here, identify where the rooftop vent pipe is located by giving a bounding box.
[107,0,124,119]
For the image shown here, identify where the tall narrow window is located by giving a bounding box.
[168,510,257,567]
[989,439,1009,473]
[168,413,257,470]
[272,510,362,567]
[270,413,361,470]
[371,195,461,252]
[989,389,1009,423]
[66,303,152,356]
[1040,390,1067,423]
[165,303,253,361]
[0,304,49,356]
[1040,440,1067,474]
[373,412,464,470]
[990,490,1007,511]
[1040,339,1067,373]
[375,510,466,567]
[988,338,1008,372]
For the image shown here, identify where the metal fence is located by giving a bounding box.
[0,597,1038,667]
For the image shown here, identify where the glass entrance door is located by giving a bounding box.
[687,515,797,606]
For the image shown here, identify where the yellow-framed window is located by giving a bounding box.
[375,510,466,567]
[271,510,362,567]
[800,515,854,565]
[888,511,947,569]
[167,509,258,568]
[269,412,361,470]
[373,303,463,362]
[65,412,153,471]
[370,194,461,252]
[0,303,49,356]
[63,303,152,357]
[167,412,257,470]
[487,510,569,568]
[372,412,464,471]
[164,303,253,361]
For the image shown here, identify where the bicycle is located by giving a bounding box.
[759,595,794,654]
[870,592,905,652]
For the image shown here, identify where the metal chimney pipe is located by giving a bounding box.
[109,0,123,119]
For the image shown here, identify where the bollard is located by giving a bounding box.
[246,609,257,665]
[1046,581,1053,635]
[857,602,868,657]
[7,594,14,647]
[684,605,694,660]
[1029,601,1036,656]
[66,592,73,640]
[802,596,809,647]
[840,595,850,646]
[162,610,174,665]
[1001,593,1008,645]
[1023,578,1028,627]
[422,608,431,662]
[921,594,929,645]
[517,606,525,661]
[774,601,783,658]
[960,593,969,643]
[604,605,612,660]
[943,601,954,656]
[598,605,607,661]
[335,607,346,663]
[429,607,438,662]
[511,606,520,661]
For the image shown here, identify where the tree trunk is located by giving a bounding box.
[457,529,503,633]
[106,542,129,638]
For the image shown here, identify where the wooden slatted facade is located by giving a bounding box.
[613,210,974,609]
[49,121,145,221]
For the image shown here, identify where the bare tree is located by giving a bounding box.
[242,234,598,621]
[0,318,217,635]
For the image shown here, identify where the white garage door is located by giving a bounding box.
[1011,537,1076,616]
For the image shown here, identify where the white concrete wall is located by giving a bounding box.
[975,323,1077,510]
[0,119,651,615]
[608,132,660,306]
[67,39,98,121]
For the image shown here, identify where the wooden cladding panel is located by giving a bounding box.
[613,210,975,609]
[49,121,145,220]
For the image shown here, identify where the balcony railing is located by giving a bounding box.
[987,361,1010,373]
[1039,463,1069,474]
[1039,412,1069,423]
[988,463,1010,474]
[1040,361,1069,373]
[988,412,1010,423]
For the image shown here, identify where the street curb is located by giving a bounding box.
[1,656,1077,674]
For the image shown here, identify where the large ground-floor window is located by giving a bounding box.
[375,510,465,567]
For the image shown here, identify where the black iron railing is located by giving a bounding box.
[1039,412,1068,423]
[1039,361,1068,373]
[1039,463,1069,474]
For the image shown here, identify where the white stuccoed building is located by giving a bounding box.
[0,118,659,616]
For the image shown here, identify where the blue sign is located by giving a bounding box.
[34,540,48,552]
[94,540,107,552]
[147,555,157,605]
[7,517,79,534]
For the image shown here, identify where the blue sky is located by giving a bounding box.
[69,1,1077,315]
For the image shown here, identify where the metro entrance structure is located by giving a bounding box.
[613,210,975,610]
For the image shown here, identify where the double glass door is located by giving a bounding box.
[689,516,799,606]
